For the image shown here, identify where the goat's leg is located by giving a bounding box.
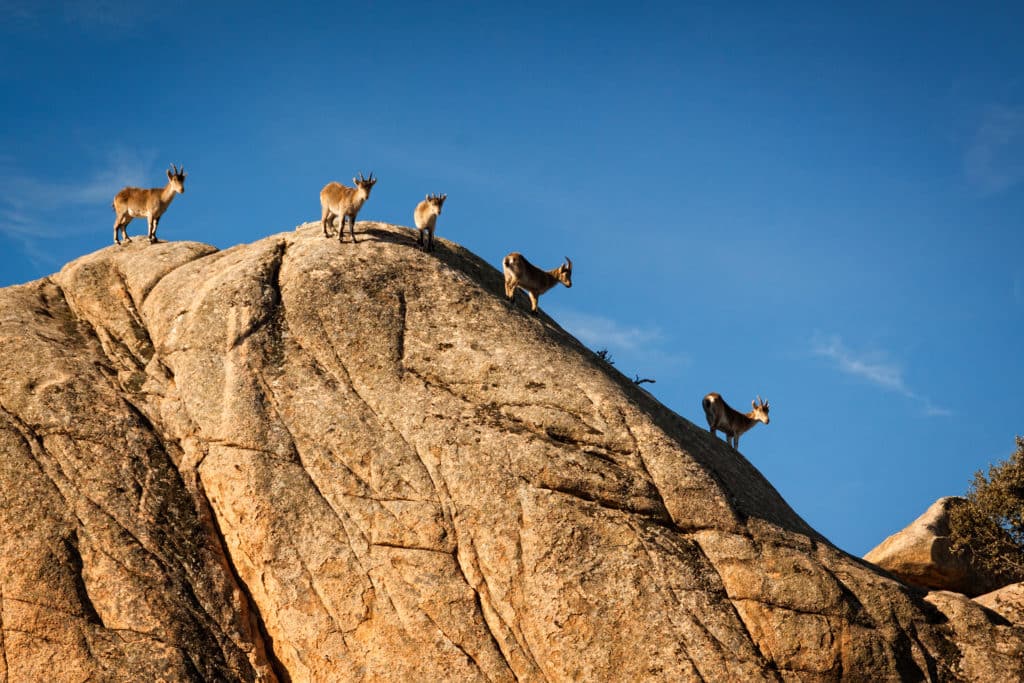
[114,216,130,245]
[148,216,158,243]
[427,229,434,252]
[528,293,539,313]
[321,209,333,238]
[348,215,357,244]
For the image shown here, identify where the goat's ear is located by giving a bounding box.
[425,194,430,200]
[353,177,359,185]
[752,400,758,409]
[167,169,174,179]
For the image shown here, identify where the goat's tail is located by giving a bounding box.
[701,395,715,422]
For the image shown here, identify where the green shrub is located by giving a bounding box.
[949,437,1024,585]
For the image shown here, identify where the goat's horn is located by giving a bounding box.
[565,256,572,268]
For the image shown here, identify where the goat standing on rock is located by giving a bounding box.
[414,193,446,251]
[702,393,770,449]
[320,172,377,243]
[112,164,186,245]
[502,252,572,313]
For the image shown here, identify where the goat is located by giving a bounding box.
[320,171,377,243]
[702,393,770,449]
[502,252,572,313]
[112,164,187,245]
[414,193,446,251]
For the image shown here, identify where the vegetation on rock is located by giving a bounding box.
[950,436,1024,584]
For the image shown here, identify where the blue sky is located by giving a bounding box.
[2,1,1022,557]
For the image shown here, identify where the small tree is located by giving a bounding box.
[949,436,1024,584]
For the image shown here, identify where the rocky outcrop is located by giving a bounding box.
[975,582,1024,627]
[1,221,1022,681]
[864,497,1005,597]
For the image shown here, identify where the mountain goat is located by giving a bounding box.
[414,193,446,251]
[702,393,770,449]
[502,252,572,313]
[112,164,187,245]
[320,171,377,243]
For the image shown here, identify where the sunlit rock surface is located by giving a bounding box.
[1,222,1021,681]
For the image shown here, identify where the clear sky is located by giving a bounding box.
[2,1,1022,557]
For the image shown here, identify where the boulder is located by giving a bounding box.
[864,496,1005,596]
[0,222,1021,681]
[975,582,1024,627]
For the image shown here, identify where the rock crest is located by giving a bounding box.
[864,496,1005,596]
[0,222,1021,681]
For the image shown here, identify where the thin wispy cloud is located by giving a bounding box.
[811,333,951,417]
[555,309,664,352]
[0,148,155,266]
[965,104,1024,195]
[551,307,691,382]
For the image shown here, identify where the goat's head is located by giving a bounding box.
[556,256,573,288]
[750,396,770,424]
[166,163,187,194]
[426,193,447,212]
[353,171,377,197]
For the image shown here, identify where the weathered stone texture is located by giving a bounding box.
[975,582,1024,627]
[0,222,1021,681]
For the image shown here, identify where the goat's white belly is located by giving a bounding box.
[127,208,150,218]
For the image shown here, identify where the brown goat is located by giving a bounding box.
[502,252,572,313]
[112,164,186,245]
[320,171,377,243]
[702,393,770,449]
[414,193,447,251]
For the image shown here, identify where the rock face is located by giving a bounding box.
[976,583,1024,627]
[864,497,1004,597]
[0,222,1022,681]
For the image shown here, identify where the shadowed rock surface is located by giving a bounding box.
[975,582,1024,627]
[0,222,1021,681]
